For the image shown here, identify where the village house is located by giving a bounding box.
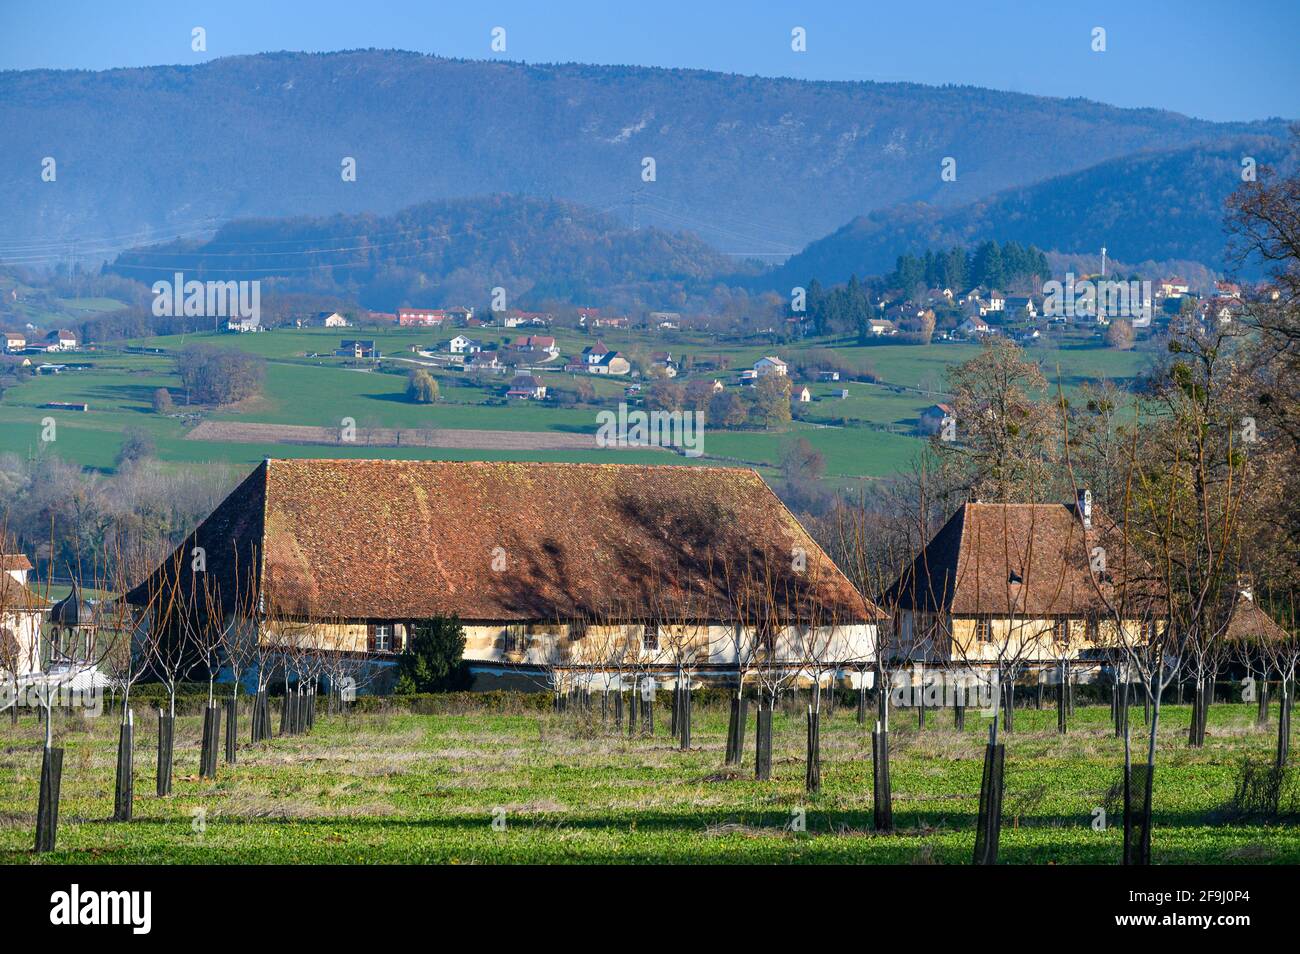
[124,459,883,692]
[754,356,788,377]
[1209,297,1243,324]
[502,310,551,328]
[396,308,449,327]
[918,403,954,435]
[317,311,350,328]
[226,316,262,333]
[587,351,630,375]
[883,493,1162,671]
[3,332,26,352]
[1004,296,1039,319]
[576,308,629,330]
[465,351,502,372]
[867,318,898,336]
[0,554,49,678]
[45,330,78,351]
[447,335,481,354]
[796,386,812,403]
[505,374,547,400]
[650,351,677,376]
[817,370,841,382]
[958,315,993,336]
[337,339,379,360]
[512,334,559,357]
[1158,277,1190,299]
[582,341,611,364]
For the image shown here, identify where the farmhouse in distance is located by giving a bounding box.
[884,492,1164,674]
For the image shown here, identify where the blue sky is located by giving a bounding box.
[1,0,1296,122]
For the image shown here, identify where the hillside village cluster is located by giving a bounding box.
[177,270,1260,413]
[218,271,1256,345]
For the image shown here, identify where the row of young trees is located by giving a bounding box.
[2,534,377,852]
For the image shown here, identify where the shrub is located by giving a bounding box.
[393,616,471,693]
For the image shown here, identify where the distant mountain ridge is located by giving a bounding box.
[764,134,1299,286]
[107,194,745,309]
[2,49,1289,262]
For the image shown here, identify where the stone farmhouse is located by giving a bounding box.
[125,460,882,692]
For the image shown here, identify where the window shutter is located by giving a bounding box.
[367,624,376,654]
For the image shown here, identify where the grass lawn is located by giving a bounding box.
[0,325,1153,479]
[1,700,1294,864]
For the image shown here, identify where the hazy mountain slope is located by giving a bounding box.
[1,49,1286,260]
[106,194,747,308]
[765,135,1298,286]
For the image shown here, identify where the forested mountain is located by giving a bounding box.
[107,194,747,309]
[765,135,1298,287]
[2,49,1287,262]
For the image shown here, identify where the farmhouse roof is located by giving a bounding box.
[125,459,880,625]
[0,561,49,611]
[1223,590,1291,646]
[885,501,1161,616]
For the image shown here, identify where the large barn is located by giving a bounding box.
[884,492,1163,672]
[125,459,882,691]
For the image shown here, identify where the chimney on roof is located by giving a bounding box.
[1076,488,1092,529]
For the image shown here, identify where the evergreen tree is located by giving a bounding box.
[394,617,472,693]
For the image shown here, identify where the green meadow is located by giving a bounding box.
[1,700,1294,864]
[0,324,1152,479]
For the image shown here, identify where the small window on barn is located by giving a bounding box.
[642,623,659,651]
[974,617,992,643]
[570,621,588,641]
[1052,619,1068,645]
[372,624,393,653]
[504,626,526,654]
[1086,616,1101,644]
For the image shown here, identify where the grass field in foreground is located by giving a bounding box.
[2,701,1295,864]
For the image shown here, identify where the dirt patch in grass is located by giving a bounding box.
[186,420,669,453]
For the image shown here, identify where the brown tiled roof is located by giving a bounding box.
[885,502,1161,617]
[0,553,33,572]
[1224,592,1291,645]
[128,460,878,624]
[0,572,50,610]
